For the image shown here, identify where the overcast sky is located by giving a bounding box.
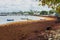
[0,0,52,12]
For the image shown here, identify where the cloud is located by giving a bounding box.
[0,0,32,12]
[0,0,52,12]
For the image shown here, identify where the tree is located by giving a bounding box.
[56,5,60,13]
[39,0,60,14]
[40,11,48,15]
[19,11,24,15]
[28,10,34,15]
[49,10,54,14]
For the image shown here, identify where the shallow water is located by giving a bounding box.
[0,15,44,24]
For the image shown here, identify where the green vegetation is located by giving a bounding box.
[40,11,48,15]
[0,10,59,16]
[49,10,54,14]
[28,10,34,15]
[18,11,24,15]
[39,0,60,14]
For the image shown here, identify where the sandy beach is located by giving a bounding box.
[0,16,60,40]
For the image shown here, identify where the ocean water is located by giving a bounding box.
[0,16,44,24]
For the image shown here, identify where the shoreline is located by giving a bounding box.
[0,16,57,25]
[0,16,60,40]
